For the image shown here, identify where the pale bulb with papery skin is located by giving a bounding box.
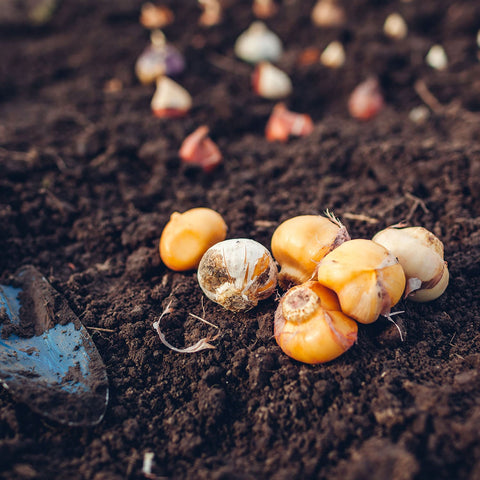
[311,0,346,27]
[383,13,408,40]
[409,105,430,125]
[320,41,346,69]
[372,225,449,302]
[198,239,278,312]
[252,62,292,99]
[234,21,283,64]
[151,77,192,118]
[135,43,185,85]
[274,281,358,364]
[426,45,448,70]
[317,239,406,324]
[198,0,222,26]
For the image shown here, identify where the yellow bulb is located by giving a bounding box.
[316,239,406,324]
[274,281,358,364]
[159,208,227,271]
[271,214,350,289]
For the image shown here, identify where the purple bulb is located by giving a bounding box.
[136,44,185,84]
[163,45,185,76]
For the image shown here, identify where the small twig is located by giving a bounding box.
[414,79,443,114]
[208,53,251,76]
[414,79,480,123]
[378,192,428,221]
[343,212,379,224]
[188,297,219,329]
[188,313,219,329]
[389,221,409,229]
[40,188,76,214]
[43,146,69,172]
[86,326,115,333]
[254,220,277,228]
[378,196,406,217]
[52,153,68,172]
[89,144,116,168]
[405,192,429,221]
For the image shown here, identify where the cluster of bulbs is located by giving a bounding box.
[159,208,448,364]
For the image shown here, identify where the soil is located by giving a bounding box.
[1,0,480,479]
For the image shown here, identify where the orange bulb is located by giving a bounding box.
[271,214,350,289]
[317,239,406,324]
[159,208,227,271]
[274,281,358,364]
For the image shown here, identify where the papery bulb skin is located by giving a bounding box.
[383,13,408,40]
[311,0,346,27]
[252,62,292,99]
[151,77,192,118]
[198,239,278,312]
[320,41,346,69]
[234,21,283,64]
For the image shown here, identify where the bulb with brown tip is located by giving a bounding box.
[271,213,350,290]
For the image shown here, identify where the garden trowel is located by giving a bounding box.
[0,265,108,426]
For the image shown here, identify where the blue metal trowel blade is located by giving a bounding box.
[0,266,109,426]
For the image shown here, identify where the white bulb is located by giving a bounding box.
[384,13,408,40]
[320,41,346,69]
[253,62,292,99]
[373,226,449,302]
[409,105,430,125]
[426,45,448,70]
[198,239,278,312]
[234,22,283,64]
[151,77,192,116]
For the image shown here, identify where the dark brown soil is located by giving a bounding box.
[1,1,480,479]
